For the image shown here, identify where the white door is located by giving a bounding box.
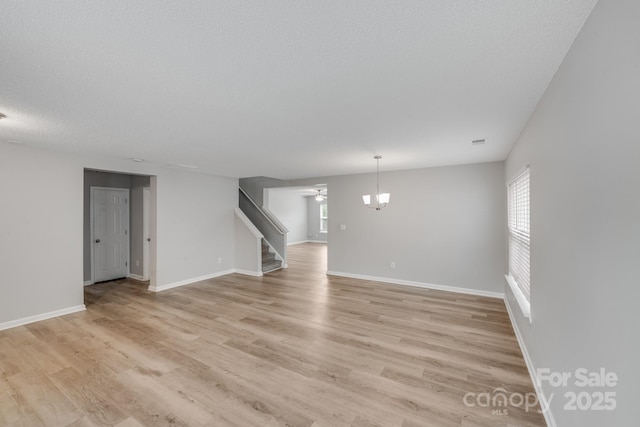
[92,187,129,283]
[142,187,150,280]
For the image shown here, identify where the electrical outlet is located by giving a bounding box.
[218,257,222,264]
[136,260,139,267]
[391,261,396,269]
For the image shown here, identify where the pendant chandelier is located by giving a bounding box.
[362,155,390,210]
[315,190,324,201]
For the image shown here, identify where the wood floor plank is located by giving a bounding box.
[0,243,544,426]
[7,371,81,426]
[0,383,45,427]
[48,367,127,426]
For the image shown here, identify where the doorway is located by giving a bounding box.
[83,169,154,287]
[263,185,328,271]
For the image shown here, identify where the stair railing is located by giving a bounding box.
[238,187,288,264]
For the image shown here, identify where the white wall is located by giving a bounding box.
[0,143,238,327]
[319,161,506,295]
[504,0,639,425]
[265,189,308,244]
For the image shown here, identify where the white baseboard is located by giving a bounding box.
[288,240,327,246]
[83,280,94,286]
[234,269,263,277]
[0,305,86,332]
[504,297,554,427]
[128,273,146,281]
[326,271,504,299]
[148,269,235,292]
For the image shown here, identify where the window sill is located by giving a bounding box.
[319,231,328,234]
[504,274,531,323]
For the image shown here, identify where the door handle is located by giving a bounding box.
[147,238,151,242]
[95,239,101,243]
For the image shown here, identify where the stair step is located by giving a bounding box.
[261,238,283,272]
[262,260,283,273]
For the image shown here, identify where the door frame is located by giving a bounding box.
[142,186,150,281]
[90,186,130,284]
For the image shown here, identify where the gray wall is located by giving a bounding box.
[1,144,84,324]
[321,161,505,294]
[239,176,288,206]
[234,212,261,274]
[306,196,328,242]
[504,0,639,425]
[265,189,308,244]
[154,168,236,285]
[1,145,238,326]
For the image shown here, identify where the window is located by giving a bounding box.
[320,203,328,232]
[507,167,531,318]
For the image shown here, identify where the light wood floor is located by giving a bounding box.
[0,243,544,426]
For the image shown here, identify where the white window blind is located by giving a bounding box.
[508,167,531,301]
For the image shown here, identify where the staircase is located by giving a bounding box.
[261,239,283,273]
[238,186,288,273]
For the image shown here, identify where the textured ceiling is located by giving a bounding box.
[0,1,597,179]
